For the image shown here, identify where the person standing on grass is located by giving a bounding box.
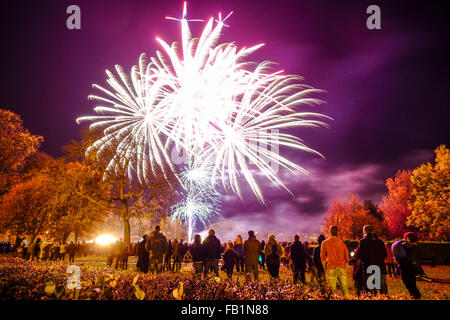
[264,235,283,279]
[179,240,188,268]
[137,234,149,273]
[67,241,77,263]
[21,242,29,260]
[173,239,184,272]
[171,239,179,271]
[163,240,173,271]
[29,238,41,262]
[320,225,350,299]
[392,232,423,299]
[223,241,238,279]
[280,243,285,266]
[59,242,67,261]
[189,235,204,275]
[312,235,326,283]
[290,235,310,284]
[50,242,58,261]
[243,230,261,280]
[354,225,388,295]
[233,235,244,273]
[202,229,222,277]
[385,242,396,278]
[259,240,266,270]
[146,225,168,274]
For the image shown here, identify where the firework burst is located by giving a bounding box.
[171,162,221,242]
[77,2,330,204]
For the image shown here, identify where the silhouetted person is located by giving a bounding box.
[233,235,244,272]
[202,229,222,277]
[290,234,309,284]
[243,231,260,280]
[354,225,388,295]
[67,241,77,263]
[312,234,326,283]
[259,240,266,270]
[392,232,422,299]
[137,234,149,273]
[223,241,238,279]
[189,235,204,275]
[264,235,282,279]
[145,226,168,274]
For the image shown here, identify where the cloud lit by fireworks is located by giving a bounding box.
[77,2,329,204]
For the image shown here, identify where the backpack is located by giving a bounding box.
[391,240,407,261]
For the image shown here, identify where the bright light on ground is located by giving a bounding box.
[94,234,117,245]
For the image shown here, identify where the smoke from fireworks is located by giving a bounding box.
[77,2,329,204]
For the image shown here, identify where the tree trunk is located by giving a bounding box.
[123,215,131,248]
[121,199,131,247]
[14,234,23,251]
[62,231,71,243]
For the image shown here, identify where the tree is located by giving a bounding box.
[0,109,43,196]
[0,175,54,242]
[66,128,178,247]
[322,194,389,239]
[104,147,177,247]
[380,170,417,239]
[45,160,110,242]
[408,145,450,240]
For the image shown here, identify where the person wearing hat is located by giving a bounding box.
[243,230,261,280]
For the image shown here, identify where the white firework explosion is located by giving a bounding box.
[77,2,330,204]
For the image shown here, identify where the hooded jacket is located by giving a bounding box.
[264,238,283,265]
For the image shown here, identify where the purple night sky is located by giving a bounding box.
[1,0,448,239]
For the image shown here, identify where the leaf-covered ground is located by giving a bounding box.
[1,255,448,300]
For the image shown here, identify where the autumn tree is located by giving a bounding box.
[380,170,417,239]
[0,109,43,196]
[408,145,450,240]
[322,194,389,239]
[44,160,110,242]
[0,174,55,242]
[66,127,178,247]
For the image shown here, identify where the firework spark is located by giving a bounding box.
[77,2,330,204]
[171,162,221,242]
